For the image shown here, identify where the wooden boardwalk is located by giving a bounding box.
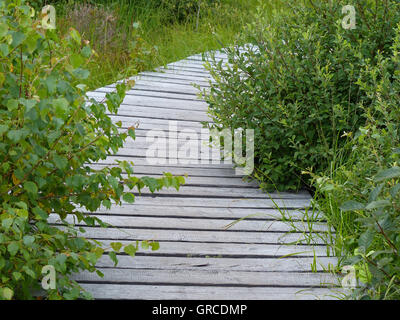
[71,51,340,299]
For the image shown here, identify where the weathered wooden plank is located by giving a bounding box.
[79,283,340,300]
[156,67,212,78]
[98,85,202,98]
[167,62,208,70]
[63,226,329,245]
[113,109,209,122]
[51,215,328,233]
[108,115,209,130]
[93,239,330,256]
[119,140,223,156]
[118,128,211,141]
[110,118,208,132]
[118,174,259,188]
[125,197,312,209]
[89,89,206,105]
[74,269,338,287]
[134,76,209,87]
[168,59,207,66]
[88,94,208,112]
[123,186,311,200]
[118,74,210,87]
[159,66,211,76]
[94,255,337,272]
[91,205,322,221]
[94,87,203,101]
[91,158,234,169]
[110,151,224,164]
[114,107,209,122]
[140,71,213,83]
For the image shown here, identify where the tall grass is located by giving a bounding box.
[52,0,268,89]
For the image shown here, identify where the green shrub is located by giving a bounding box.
[312,28,400,299]
[0,0,184,300]
[202,0,400,191]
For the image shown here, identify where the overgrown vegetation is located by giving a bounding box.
[35,0,261,89]
[203,0,400,299]
[0,0,184,299]
[313,31,400,300]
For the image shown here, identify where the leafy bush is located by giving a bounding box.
[0,0,184,300]
[313,29,400,299]
[202,0,400,191]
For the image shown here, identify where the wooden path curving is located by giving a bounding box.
[71,51,340,300]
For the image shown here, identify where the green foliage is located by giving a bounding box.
[0,0,184,300]
[202,0,400,191]
[42,0,261,89]
[313,28,400,299]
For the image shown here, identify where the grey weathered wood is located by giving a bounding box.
[124,197,313,209]
[62,225,330,245]
[94,255,337,272]
[96,86,203,99]
[90,205,323,221]
[140,71,212,83]
[79,284,341,300]
[124,186,311,200]
[74,269,338,287]
[50,215,330,233]
[78,54,339,300]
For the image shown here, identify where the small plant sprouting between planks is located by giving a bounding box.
[0,0,185,300]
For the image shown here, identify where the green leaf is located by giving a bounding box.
[122,192,135,204]
[7,242,19,256]
[20,98,37,113]
[12,272,22,281]
[358,230,374,252]
[96,270,104,278]
[32,206,48,220]
[53,98,69,116]
[142,177,159,193]
[365,200,391,210]
[377,257,393,268]
[368,184,383,202]
[11,31,26,48]
[81,46,92,58]
[150,242,160,251]
[53,154,68,170]
[374,167,400,182]
[70,53,84,68]
[24,181,38,194]
[110,242,122,253]
[141,241,149,250]
[0,23,8,38]
[0,43,9,56]
[2,218,13,230]
[16,209,28,220]
[7,129,29,143]
[340,200,365,212]
[389,184,400,198]
[69,28,81,44]
[108,251,118,266]
[72,68,90,80]
[23,235,35,246]
[1,287,14,300]
[0,124,8,136]
[128,128,136,140]
[123,244,136,257]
